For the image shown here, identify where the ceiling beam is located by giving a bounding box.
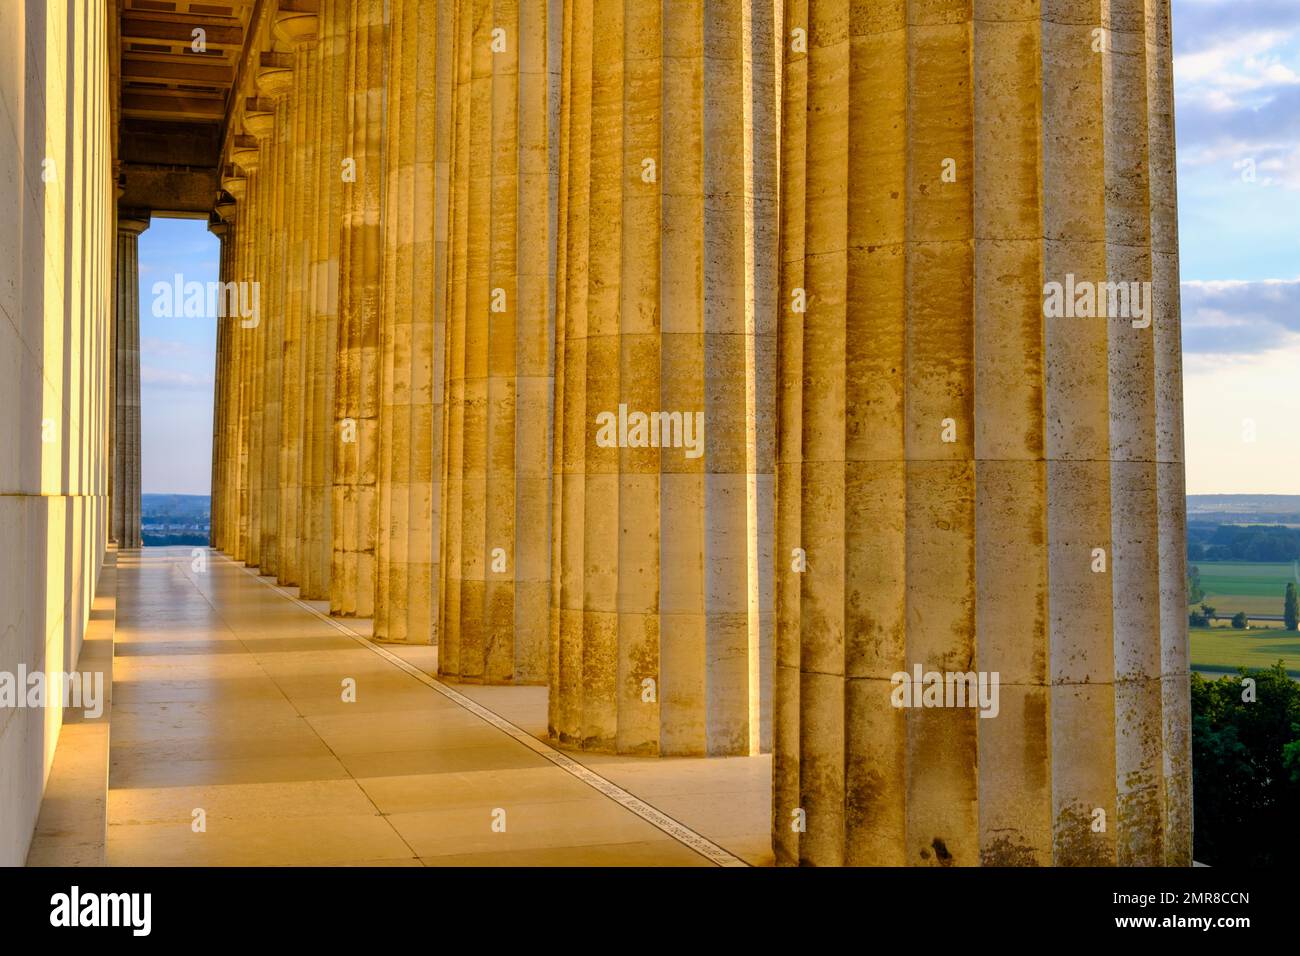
[121,16,244,48]
[121,56,234,85]
[119,164,222,215]
[122,91,227,119]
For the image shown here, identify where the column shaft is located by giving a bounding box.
[439,0,556,674]
[247,130,268,567]
[236,141,266,564]
[276,14,321,588]
[259,82,289,577]
[549,0,778,755]
[373,0,443,643]
[112,215,148,549]
[301,0,348,601]
[331,0,386,618]
[209,217,231,549]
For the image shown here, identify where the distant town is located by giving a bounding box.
[141,494,210,547]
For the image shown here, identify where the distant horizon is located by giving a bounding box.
[1188,493,1300,500]
[140,491,1300,502]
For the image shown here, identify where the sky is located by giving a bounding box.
[1174,0,1300,493]
[137,1,1300,496]
[137,218,217,495]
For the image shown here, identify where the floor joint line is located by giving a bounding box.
[228,555,749,868]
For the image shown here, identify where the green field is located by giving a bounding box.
[1188,560,1300,675]
[1190,560,1299,617]
[1190,628,1300,677]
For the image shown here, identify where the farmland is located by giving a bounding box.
[1188,560,1300,676]
[1189,560,1298,618]
[1189,628,1300,677]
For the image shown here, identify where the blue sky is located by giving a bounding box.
[1174,0,1300,492]
[137,218,217,494]
[1174,0,1300,281]
[137,1,1300,495]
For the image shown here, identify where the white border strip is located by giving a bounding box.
[230,560,749,868]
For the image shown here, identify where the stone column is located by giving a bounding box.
[213,190,241,554]
[214,188,241,555]
[331,0,386,618]
[373,0,443,644]
[772,0,1190,867]
[438,0,555,672]
[275,11,321,589]
[549,0,778,755]
[222,158,255,563]
[208,214,232,549]
[258,53,295,579]
[243,96,278,569]
[300,0,348,602]
[227,186,246,562]
[112,212,149,549]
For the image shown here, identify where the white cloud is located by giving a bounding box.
[1182,278,1300,353]
[140,336,199,359]
[1175,29,1297,94]
[1173,2,1300,191]
[140,366,213,390]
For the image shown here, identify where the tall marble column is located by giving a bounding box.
[243,96,278,570]
[373,0,443,644]
[275,11,321,589]
[208,214,232,549]
[300,0,348,602]
[772,0,1190,867]
[112,212,149,549]
[332,0,386,618]
[223,149,257,563]
[214,187,241,555]
[549,0,778,755]
[257,54,295,579]
[438,0,556,673]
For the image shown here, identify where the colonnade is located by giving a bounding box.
[205,0,1190,864]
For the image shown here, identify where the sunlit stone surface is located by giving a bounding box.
[771,0,1190,867]
[3,0,1192,868]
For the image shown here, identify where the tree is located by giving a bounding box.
[1191,664,1300,865]
[1232,611,1249,629]
[1201,602,1217,622]
[1285,582,1298,632]
[1188,564,1205,604]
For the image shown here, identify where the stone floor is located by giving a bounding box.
[106,548,773,866]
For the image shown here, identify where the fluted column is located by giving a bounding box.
[300,0,348,601]
[438,0,555,673]
[372,0,443,643]
[257,52,296,579]
[332,0,386,618]
[549,0,778,755]
[243,97,277,569]
[773,0,1190,867]
[274,11,321,588]
[214,187,241,554]
[209,214,232,549]
[231,126,263,564]
[112,212,149,549]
